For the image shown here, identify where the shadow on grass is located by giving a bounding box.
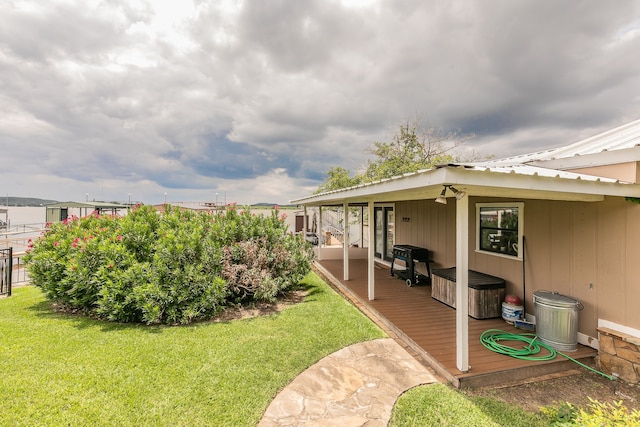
[298,281,323,300]
[25,298,165,333]
[24,280,322,333]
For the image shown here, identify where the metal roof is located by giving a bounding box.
[465,164,620,183]
[480,118,640,167]
[292,118,640,206]
[45,201,130,209]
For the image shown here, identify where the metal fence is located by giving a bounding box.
[0,248,12,297]
[11,251,30,286]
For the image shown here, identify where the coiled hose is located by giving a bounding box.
[480,329,616,380]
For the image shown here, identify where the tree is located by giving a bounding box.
[315,118,473,193]
[314,166,362,194]
[362,119,472,182]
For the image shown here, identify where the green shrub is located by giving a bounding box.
[542,398,640,426]
[25,205,314,324]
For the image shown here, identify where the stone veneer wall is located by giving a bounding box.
[597,327,640,383]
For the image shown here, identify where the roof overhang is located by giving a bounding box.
[291,165,640,206]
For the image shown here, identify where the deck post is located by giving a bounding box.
[317,206,323,260]
[343,202,349,281]
[303,206,308,233]
[360,206,364,249]
[368,201,375,300]
[456,194,470,372]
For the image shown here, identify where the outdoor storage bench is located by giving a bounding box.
[431,267,506,319]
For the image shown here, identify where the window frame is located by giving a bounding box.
[475,202,524,260]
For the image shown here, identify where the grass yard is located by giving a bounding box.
[1,271,557,426]
[0,273,384,426]
[390,383,548,427]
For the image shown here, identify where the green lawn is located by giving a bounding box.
[390,383,548,426]
[1,273,551,426]
[0,273,384,426]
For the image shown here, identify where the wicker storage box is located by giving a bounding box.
[432,267,506,319]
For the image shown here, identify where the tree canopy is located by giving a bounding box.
[316,119,473,193]
[314,166,362,194]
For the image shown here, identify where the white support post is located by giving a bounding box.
[317,206,323,260]
[360,206,364,249]
[368,201,375,300]
[303,206,308,233]
[456,195,470,372]
[343,202,349,281]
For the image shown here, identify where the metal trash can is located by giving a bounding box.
[533,291,582,352]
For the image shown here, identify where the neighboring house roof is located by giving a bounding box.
[292,119,640,206]
[45,201,130,209]
[478,118,640,169]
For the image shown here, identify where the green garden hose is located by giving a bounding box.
[480,329,616,380]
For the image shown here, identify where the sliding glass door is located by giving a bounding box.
[374,205,395,261]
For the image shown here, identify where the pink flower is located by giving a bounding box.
[54,241,60,247]
[280,213,287,221]
[116,235,123,241]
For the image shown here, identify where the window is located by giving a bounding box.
[476,203,523,259]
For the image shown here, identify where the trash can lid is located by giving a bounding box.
[533,291,579,307]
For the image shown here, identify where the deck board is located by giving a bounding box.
[316,258,596,387]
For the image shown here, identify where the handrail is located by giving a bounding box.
[0,223,47,236]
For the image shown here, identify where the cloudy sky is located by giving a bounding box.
[2,0,639,205]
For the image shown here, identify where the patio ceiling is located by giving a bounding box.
[292,164,640,206]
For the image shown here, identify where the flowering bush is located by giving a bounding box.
[25,205,314,324]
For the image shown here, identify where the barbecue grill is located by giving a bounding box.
[390,244,432,286]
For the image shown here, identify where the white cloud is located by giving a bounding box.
[1,0,639,205]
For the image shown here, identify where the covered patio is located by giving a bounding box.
[314,257,597,388]
[293,120,640,386]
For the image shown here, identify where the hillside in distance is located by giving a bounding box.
[251,202,297,208]
[3,196,59,207]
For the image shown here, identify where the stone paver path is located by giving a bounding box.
[259,338,439,426]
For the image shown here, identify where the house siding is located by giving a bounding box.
[393,197,640,339]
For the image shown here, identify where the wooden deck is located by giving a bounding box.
[315,258,596,388]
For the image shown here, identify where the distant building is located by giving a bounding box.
[45,201,130,223]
